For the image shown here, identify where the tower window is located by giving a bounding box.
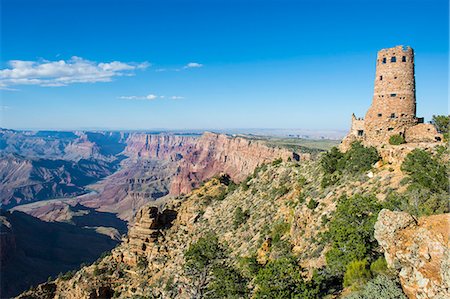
[377,113,382,117]
[379,75,383,80]
[357,130,364,136]
[402,56,406,62]
[391,57,396,62]
[382,58,386,64]
[390,113,396,118]
[390,93,397,97]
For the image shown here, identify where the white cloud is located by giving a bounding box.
[184,62,203,69]
[119,94,184,101]
[118,96,144,100]
[0,57,150,88]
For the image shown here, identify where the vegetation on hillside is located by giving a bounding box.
[22,139,448,299]
[320,142,379,187]
[384,147,449,216]
[179,141,448,299]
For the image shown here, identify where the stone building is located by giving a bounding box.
[341,45,442,150]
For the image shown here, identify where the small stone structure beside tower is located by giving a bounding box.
[341,46,442,151]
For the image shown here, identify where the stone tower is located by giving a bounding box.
[340,45,442,151]
[364,45,417,145]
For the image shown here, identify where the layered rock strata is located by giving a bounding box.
[125,132,302,195]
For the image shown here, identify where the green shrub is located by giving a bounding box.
[307,199,319,210]
[321,172,340,188]
[298,192,306,204]
[321,214,329,225]
[59,270,75,281]
[254,258,335,298]
[184,234,248,298]
[370,257,388,276]
[240,175,252,191]
[401,149,449,193]
[272,158,283,166]
[276,185,290,196]
[254,256,309,298]
[383,187,449,217]
[185,233,225,271]
[325,195,382,275]
[298,175,307,187]
[233,207,250,229]
[238,255,261,278]
[343,260,371,290]
[207,266,248,299]
[184,233,234,297]
[93,266,105,276]
[137,257,148,269]
[320,142,379,180]
[271,221,290,245]
[344,275,406,299]
[388,134,405,145]
[343,142,380,174]
[320,147,344,174]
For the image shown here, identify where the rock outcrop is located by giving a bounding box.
[16,155,419,299]
[121,205,177,265]
[374,209,450,299]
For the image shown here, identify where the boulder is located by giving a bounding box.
[374,209,450,299]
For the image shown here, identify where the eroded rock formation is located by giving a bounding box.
[374,209,450,299]
[125,132,301,195]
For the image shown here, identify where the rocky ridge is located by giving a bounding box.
[18,152,417,299]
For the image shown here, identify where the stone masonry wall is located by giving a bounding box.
[340,45,442,151]
[364,45,417,146]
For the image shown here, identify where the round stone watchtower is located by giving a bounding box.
[340,45,442,151]
[364,45,418,145]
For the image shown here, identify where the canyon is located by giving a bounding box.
[0,129,304,297]
[2,125,448,299]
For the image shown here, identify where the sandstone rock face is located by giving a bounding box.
[120,205,177,266]
[125,132,300,195]
[374,209,450,299]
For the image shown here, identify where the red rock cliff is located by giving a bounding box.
[124,132,301,195]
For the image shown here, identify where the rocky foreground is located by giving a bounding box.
[17,141,449,299]
[375,210,449,299]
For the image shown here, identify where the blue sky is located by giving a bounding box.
[0,0,448,131]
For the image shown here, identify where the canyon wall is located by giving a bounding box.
[124,132,302,195]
